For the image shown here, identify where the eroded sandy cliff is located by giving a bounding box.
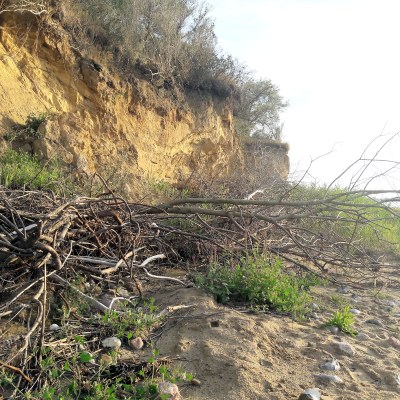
[0,13,243,196]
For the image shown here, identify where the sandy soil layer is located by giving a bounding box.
[150,284,400,400]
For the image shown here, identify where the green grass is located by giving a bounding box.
[324,305,357,335]
[0,149,74,194]
[197,254,321,318]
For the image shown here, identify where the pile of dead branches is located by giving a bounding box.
[0,182,399,395]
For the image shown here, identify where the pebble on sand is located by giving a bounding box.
[158,381,181,400]
[102,336,122,350]
[334,340,356,356]
[298,388,321,400]
[320,359,340,371]
[315,374,344,385]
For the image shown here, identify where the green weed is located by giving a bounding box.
[101,298,160,340]
[0,149,75,194]
[324,305,357,335]
[197,254,321,318]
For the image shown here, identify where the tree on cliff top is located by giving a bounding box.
[0,0,288,142]
[234,78,288,141]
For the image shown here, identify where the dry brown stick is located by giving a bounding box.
[9,283,45,363]
[0,360,32,384]
[34,242,63,270]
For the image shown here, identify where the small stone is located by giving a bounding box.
[129,337,144,350]
[158,381,181,400]
[311,303,320,311]
[190,378,201,386]
[383,373,400,386]
[298,388,321,400]
[355,332,369,341]
[316,374,343,385]
[102,336,122,350]
[351,294,361,302]
[49,323,61,331]
[349,309,361,315]
[337,286,350,294]
[320,359,340,371]
[329,326,340,334]
[334,340,356,356]
[99,354,114,365]
[366,318,384,327]
[310,312,320,320]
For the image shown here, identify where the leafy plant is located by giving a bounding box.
[101,297,160,339]
[197,254,321,318]
[325,305,358,335]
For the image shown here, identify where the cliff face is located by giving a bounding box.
[0,13,243,196]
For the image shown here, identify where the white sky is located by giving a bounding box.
[210,0,400,189]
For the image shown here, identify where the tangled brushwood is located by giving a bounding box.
[0,179,399,397]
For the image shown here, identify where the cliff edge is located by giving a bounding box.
[0,12,243,197]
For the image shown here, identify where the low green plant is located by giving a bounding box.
[324,305,357,335]
[101,297,160,340]
[5,112,49,142]
[197,254,321,318]
[0,149,75,194]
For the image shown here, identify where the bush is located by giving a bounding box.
[197,254,320,318]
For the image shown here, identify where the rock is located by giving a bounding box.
[158,381,181,400]
[366,318,384,327]
[129,337,144,350]
[102,337,122,350]
[310,312,320,320]
[337,286,350,294]
[320,359,340,371]
[383,373,400,386]
[311,303,320,311]
[190,378,202,386]
[329,326,340,335]
[351,294,361,302]
[334,340,356,356]
[49,323,61,331]
[298,388,321,400]
[349,308,361,315]
[355,332,369,341]
[315,374,344,385]
[385,300,397,308]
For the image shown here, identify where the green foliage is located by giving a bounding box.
[234,78,288,140]
[0,149,73,193]
[197,254,321,318]
[101,298,160,339]
[5,112,49,142]
[325,305,357,335]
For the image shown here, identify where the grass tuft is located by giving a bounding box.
[197,254,321,318]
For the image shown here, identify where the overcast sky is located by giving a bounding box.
[210,0,400,189]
